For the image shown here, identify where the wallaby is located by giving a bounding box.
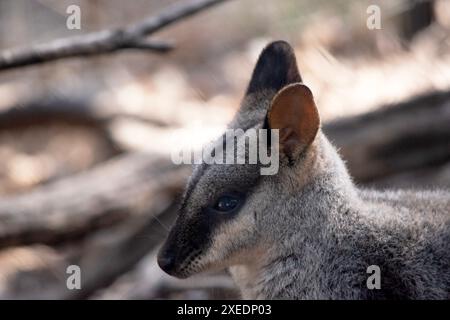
[158,41,450,299]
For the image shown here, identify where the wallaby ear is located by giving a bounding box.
[246,41,302,95]
[268,83,320,158]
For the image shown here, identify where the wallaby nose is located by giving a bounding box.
[157,251,176,274]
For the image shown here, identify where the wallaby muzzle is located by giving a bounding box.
[158,214,212,278]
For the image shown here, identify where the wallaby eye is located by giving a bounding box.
[212,194,241,212]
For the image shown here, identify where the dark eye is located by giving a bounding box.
[212,194,241,213]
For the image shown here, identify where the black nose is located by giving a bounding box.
[157,251,176,274]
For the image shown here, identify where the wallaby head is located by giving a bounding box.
[158,40,338,279]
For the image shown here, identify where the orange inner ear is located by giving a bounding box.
[268,83,320,154]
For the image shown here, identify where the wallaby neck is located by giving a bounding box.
[229,134,363,299]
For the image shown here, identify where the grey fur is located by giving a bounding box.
[158,41,450,299]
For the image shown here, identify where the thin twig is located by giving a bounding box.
[0,0,229,70]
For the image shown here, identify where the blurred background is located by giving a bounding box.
[0,0,449,299]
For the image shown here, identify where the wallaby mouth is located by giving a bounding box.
[157,241,205,279]
[158,210,215,278]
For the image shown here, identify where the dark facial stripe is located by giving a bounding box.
[180,126,260,212]
[180,162,209,211]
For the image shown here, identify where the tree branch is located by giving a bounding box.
[0,0,229,70]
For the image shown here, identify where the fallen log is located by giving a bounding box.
[0,200,179,299]
[324,89,450,183]
[0,152,189,249]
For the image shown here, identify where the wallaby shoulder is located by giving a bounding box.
[359,188,450,216]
